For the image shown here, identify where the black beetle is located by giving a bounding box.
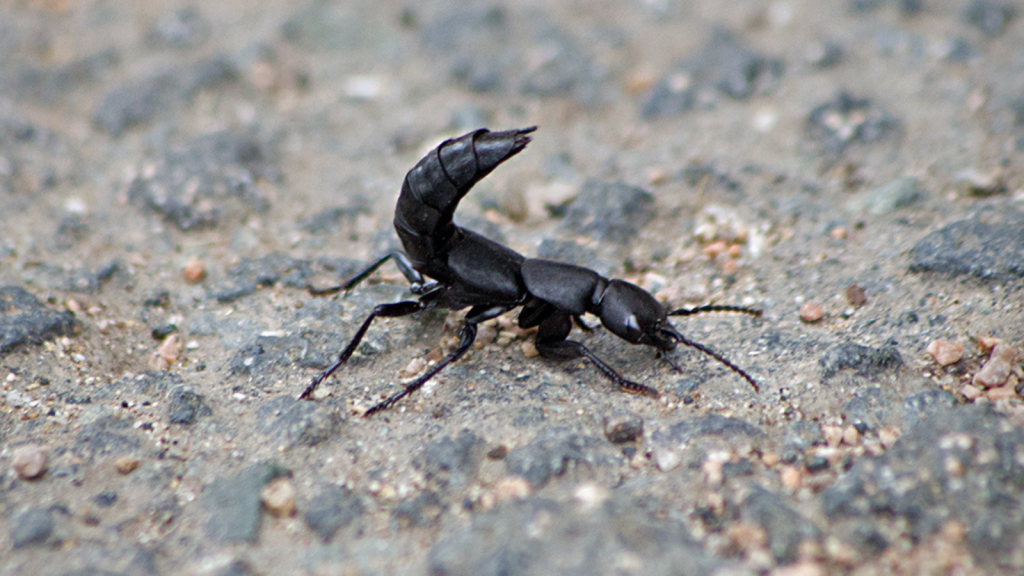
[301,127,760,415]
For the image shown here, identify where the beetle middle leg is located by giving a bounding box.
[533,308,660,397]
[299,298,428,400]
[363,303,514,416]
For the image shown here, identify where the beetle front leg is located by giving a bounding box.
[534,310,659,398]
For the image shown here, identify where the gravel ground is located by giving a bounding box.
[2,1,1024,574]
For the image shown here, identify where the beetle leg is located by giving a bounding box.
[363,303,514,416]
[299,299,425,400]
[534,310,659,397]
[307,250,426,296]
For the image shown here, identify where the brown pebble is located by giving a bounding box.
[602,411,643,443]
[845,284,867,307]
[721,259,739,274]
[780,465,802,490]
[878,427,900,449]
[842,425,860,446]
[12,444,48,480]
[183,259,206,284]
[149,334,182,370]
[973,342,1019,389]
[960,384,982,401]
[521,340,539,358]
[829,226,847,240]
[727,244,742,258]
[493,476,531,503]
[978,337,1003,353]
[799,302,824,323]
[115,456,139,474]
[926,339,964,367]
[822,424,843,448]
[261,478,297,517]
[703,240,728,259]
[986,382,1018,402]
[402,357,425,377]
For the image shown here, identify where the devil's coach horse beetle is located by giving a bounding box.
[299,127,761,416]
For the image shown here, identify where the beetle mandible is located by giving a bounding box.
[300,127,761,416]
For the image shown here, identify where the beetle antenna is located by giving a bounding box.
[668,304,762,318]
[669,332,759,392]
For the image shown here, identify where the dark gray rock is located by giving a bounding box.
[654,414,763,445]
[215,561,255,576]
[127,131,275,231]
[304,486,365,543]
[12,49,119,104]
[203,462,289,543]
[415,430,486,489]
[147,7,211,49]
[902,389,957,430]
[741,486,820,564]
[641,29,783,119]
[602,411,644,443]
[94,491,118,507]
[12,506,56,548]
[74,412,141,458]
[963,1,1015,37]
[805,91,902,155]
[841,386,901,431]
[0,286,77,356]
[391,491,444,529]
[94,56,237,136]
[210,254,346,303]
[166,385,211,425]
[428,497,721,576]
[256,396,342,448]
[518,17,599,102]
[505,430,624,488]
[821,405,1024,563]
[908,204,1024,282]
[781,420,825,463]
[421,5,512,93]
[562,181,656,244]
[820,342,903,380]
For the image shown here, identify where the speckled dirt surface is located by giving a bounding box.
[2,1,1024,575]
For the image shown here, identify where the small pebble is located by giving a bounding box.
[402,357,425,377]
[822,424,843,448]
[829,226,847,240]
[973,342,1020,389]
[602,411,643,443]
[493,476,531,503]
[960,383,982,401]
[149,334,182,370]
[183,259,206,284]
[878,427,900,449]
[986,382,1018,402]
[926,339,964,367]
[115,456,139,474]
[261,478,297,517]
[842,425,860,446]
[799,302,824,323]
[721,259,739,274]
[12,445,47,480]
[703,241,728,259]
[845,284,867,307]
[572,482,610,511]
[780,465,802,490]
[772,560,827,576]
[521,340,539,359]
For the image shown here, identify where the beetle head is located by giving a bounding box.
[598,280,679,351]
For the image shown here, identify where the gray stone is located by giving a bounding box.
[203,462,289,543]
[562,181,656,244]
[741,486,820,563]
[844,177,922,215]
[641,29,782,119]
[304,486,364,543]
[12,506,56,548]
[805,91,902,155]
[428,497,721,576]
[0,286,77,356]
[415,430,486,489]
[166,385,211,425]
[256,396,342,448]
[505,430,623,488]
[127,131,274,231]
[820,342,903,380]
[963,1,1015,37]
[909,204,1024,282]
